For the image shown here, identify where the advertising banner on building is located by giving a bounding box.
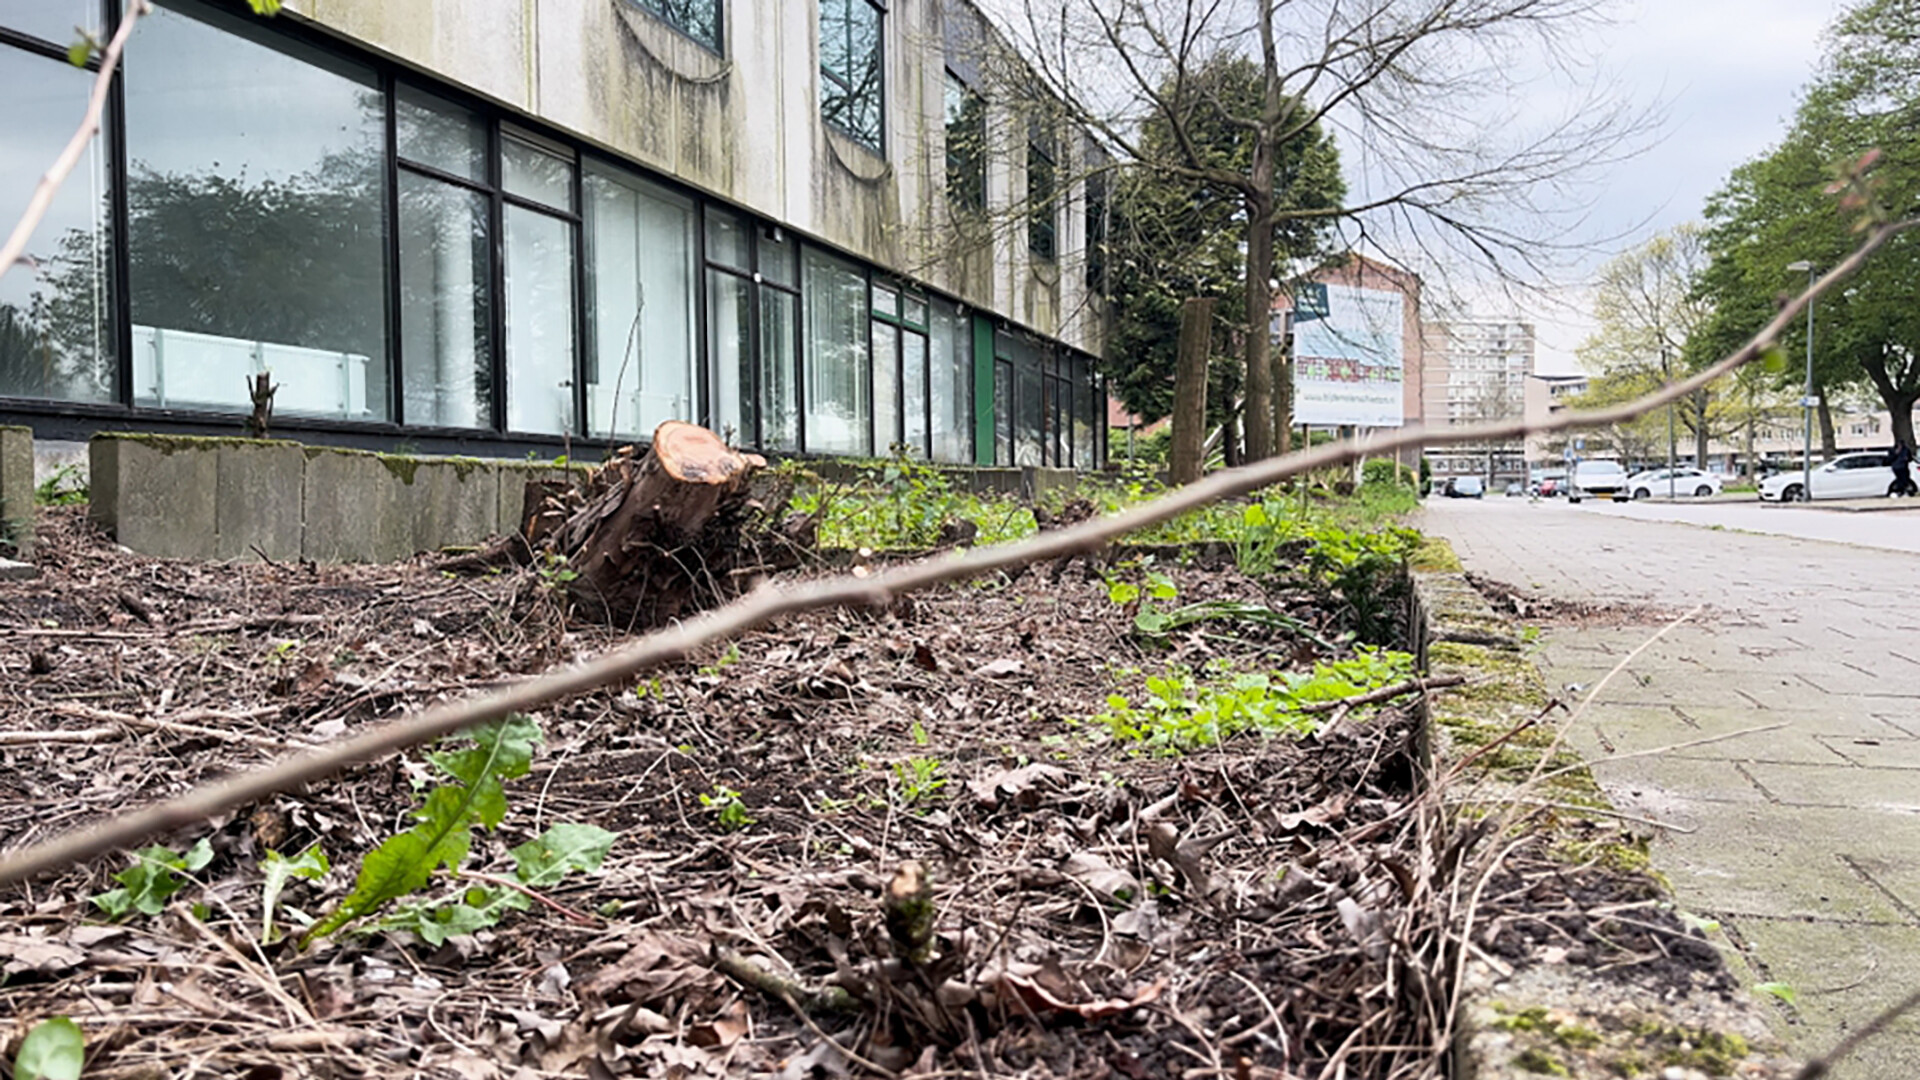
[1287,284,1404,427]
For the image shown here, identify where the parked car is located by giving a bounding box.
[1504,480,1526,497]
[1447,475,1486,498]
[1566,460,1628,503]
[1626,467,1724,500]
[1529,469,1568,497]
[1758,451,1920,502]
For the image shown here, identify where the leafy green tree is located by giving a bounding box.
[1697,0,1920,452]
[1100,55,1344,444]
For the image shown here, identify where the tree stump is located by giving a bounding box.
[547,422,771,630]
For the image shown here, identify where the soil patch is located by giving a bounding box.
[0,511,1733,1078]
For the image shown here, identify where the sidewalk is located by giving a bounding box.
[1422,499,1920,1077]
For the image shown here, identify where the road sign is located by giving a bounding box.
[1293,282,1330,323]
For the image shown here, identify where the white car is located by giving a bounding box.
[1626,467,1723,500]
[1566,460,1628,503]
[1758,451,1920,502]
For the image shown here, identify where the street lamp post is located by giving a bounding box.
[1663,344,1675,500]
[1786,260,1817,502]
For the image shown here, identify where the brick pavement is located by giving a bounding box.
[1422,498,1920,1076]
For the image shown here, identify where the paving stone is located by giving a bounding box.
[1424,497,1920,1072]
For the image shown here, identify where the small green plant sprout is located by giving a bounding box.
[34,464,88,507]
[301,715,614,947]
[535,551,578,587]
[1755,981,1799,1006]
[260,843,330,944]
[379,822,616,946]
[13,1017,84,1080]
[699,784,756,832]
[893,756,947,805]
[1093,648,1415,755]
[91,839,213,920]
[697,643,742,676]
[908,719,930,746]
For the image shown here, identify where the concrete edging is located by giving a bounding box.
[88,434,577,563]
[1414,550,1794,1079]
[0,425,31,560]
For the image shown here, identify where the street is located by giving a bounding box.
[1422,496,1920,1075]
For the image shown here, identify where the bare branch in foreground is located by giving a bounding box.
[0,219,1909,889]
[0,1,148,284]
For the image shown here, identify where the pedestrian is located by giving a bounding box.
[1890,440,1918,497]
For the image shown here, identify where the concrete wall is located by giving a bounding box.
[89,434,574,563]
[0,425,32,559]
[283,0,1100,353]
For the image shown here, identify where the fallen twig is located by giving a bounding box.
[1302,673,1467,714]
[711,947,859,1014]
[53,702,294,751]
[0,228,1905,888]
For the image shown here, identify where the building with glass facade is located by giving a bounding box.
[0,0,1106,468]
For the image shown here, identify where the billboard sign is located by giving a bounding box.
[1288,284,1404,427]
[1292,282,1330,323]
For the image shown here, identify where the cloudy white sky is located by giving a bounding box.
[1520,0,1848,373]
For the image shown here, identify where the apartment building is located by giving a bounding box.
[0,0,1105,468]
[1418,318,1534,484]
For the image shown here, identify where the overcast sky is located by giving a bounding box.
[1522,0,1848,373]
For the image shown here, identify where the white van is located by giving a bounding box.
[1567,460,1628,503]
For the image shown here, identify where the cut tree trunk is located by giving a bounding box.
[537,422,799,630]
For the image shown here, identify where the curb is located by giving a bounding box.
[1414,549,1795,1079]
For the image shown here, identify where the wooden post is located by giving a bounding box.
[1170,297,1215,486]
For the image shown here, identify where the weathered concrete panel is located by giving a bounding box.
[90,435,218,560]
[404,458,500,553]
[215,441,306,562]
[302,449,407,564]
[0,425,32,559]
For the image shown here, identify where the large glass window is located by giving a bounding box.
[1085,162,1109,293]
[820,0,883,153]
[803,247,869,456]
[397,89,491,429]
[870,281,928,456]
[944,70,985,213]
[0,41,114,404]
[629,0,721,53]
[1027,121,1056,261]
[127,1,389,419]
[502,128,579,436]
[759,227,801,451]
[398,172,492,428]
[584,163,696,440]
[997,329,1043,466]
[504,205,578,435]
[927,299,972,464]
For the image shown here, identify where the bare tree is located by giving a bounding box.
[974,0,1649,461]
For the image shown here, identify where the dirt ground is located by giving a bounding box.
[0,509,1730,1079]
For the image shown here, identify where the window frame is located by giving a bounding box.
[869,277,929,456]
[818,0,886,155]
[1026,118,1057,261]
[627,0,723,55]
[943,68,985,213]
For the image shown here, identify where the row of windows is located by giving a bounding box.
[0,0,1102,468]
[637,0,883,154]
[639,0,1097,278]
